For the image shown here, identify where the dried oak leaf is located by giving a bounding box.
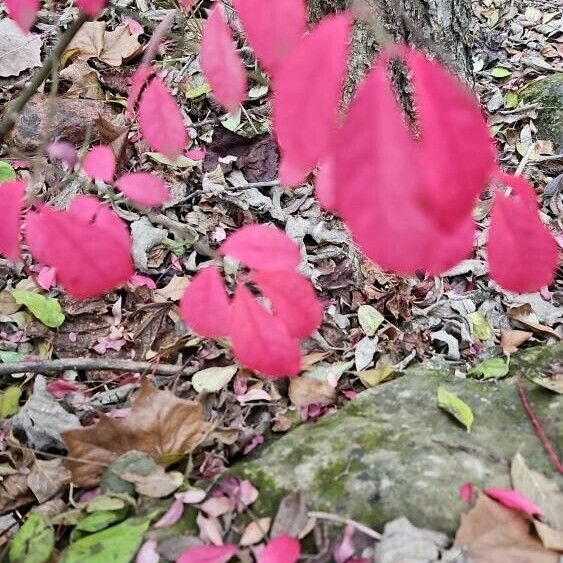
[62,379,211,487]
[0,19,41,78]
[454,493,559,563]
[65,22,143,67]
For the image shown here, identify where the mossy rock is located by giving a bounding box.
[522,73,563,151]
[231,344,562,535]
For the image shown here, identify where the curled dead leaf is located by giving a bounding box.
[288,376,336,408]
[500,329,533,354]
[62,379,211,487]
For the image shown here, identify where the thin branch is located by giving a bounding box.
[516,374,562,474]
[0,13,89,142]
[308,511,382,540]
[0,358,198,377]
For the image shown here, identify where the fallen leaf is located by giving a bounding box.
[62,378,210,487]
[531,374,563,394]
[436,386,474,432]
[258,535,300,563]
[469,357,509,379]
[0,385,22,418]
[358,367,394,388]
[357,304,384,336]
[154,276,190,303]
[354,336,376,371]
[288,376,336,408]
[454,493,558,562]
[177,544,238,563]
[11,289,65,328]
[0,161,16,183]
[27,459,71,503]
[9,513,54,563]
[191,365,238,393]
[468,312,491,341]
[0,472,34,515]
[240,517,271,545]
[485,487,543,516]
[500,329,533,354]
[271,491,309,539]
[0,19,41,77]
[66,22,143,66]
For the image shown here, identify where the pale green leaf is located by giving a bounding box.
[469,357,509,379]
[0,385,22,418]
[0,351,25,363]
[306,361,354,384]
[504,91,519,109]
[185,83,211,99]
[0,161,16,183]
[9,513,54,563]
[468,312,491,341]
[357,305,384,336]
[11,290,64,328]
[490,67,511,78]
[358,367,394,388]
[437,386,474,432]
[220,109,242,132]
[74,510,128,533]
[145,152,199,168]
[192,365,238,393]
[61,516,151,563]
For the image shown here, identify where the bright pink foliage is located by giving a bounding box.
[138,76,187,160]
[273,14,351,186]
[232,0,306,75]
[484,487,544,516]
[46,141,78,169]
[115,172,170,207]
[180,266,231,339]
[200,3,247,113]
[230,284,301,377]
[83,145,116,182]
[176,544,238,563]
[258,535,301,563]
[459,482,474,504]
[6,0,40,33]
[251,270,322,338]
[0,180,25,263]
[488,174,558,293]
[75,0,107,18]
[127,65,155,118]
[219,224,301,271]
[25,196,133,299]
[46,379,79,399]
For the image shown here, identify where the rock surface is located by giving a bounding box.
[522,73,563,151]
[231,344,562,534]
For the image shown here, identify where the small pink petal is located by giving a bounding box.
[136,539,159,563]
[459,482,474,504]
[484,487,543,516]
[105,407,130,418]
[177,544,238,563]
[124,17,143,35]
[37,266,57,290]
[243,434,264,455]
[130,274,157,289]
[46,141,78,169]
[342,390,358,400]
[175,489,207,504]
[185,148,207,160]
[237,479,259,510]
[79,488,100,503]
[154,499,184,528]
[199,496,234,518]
[115,172,170,207]
[197,513,224,546]
[258,535,300,563]
[46,379,79,399]
[83,145,116,182]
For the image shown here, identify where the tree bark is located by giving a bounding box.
[308,0,473,95]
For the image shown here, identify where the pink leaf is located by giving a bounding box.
[484,487,544,516]
[139,76,187,160]
[459,482,474,504]
[83,145,116,182]
[219,225,301,271]
[251,270,322,338]
[230,284,301,377]
[232,0,306,75]
[177,544,238,563]
[127,65,155,118]
[332,59,475,275]
[46,141,78,169]
[46,379,79,399]
[154,499,184,528]
[0,180,25,263]
[25,196,133,299]
[179,0,194,9]
[5,0,40,33]
[273,14,351,186]
[180,266,230,338]
[75,0,107,18]
[488,174,558,293]
[404,47,496,231]
[314,157,337,212]
[37,266,57,290]
[135,540,159,563]
[200,3,247,113]
[115,172,170,207]
[258,535,301,563]
[129,274,156,289]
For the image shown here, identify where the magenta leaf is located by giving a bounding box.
[139,76,187,160]
[83,145,116,182]
[258,535,301,563]
[180,266,230,339]
[115,172,170,208]
[459,482,474,504]
[127,65,155,118]
[232,0,306,75]
[251,270,322,338]
[46,141,78,169]
[219,225,301,271]
[75,0,107,17]
[273,13,351,186]
[25,196,133,299]
[200,3,247,112]
[488,174,558,293]
[6,0,40,33]
[230,284,301,377]
[0,180,25,263]
[176,544,238,563]
[484,487,544,516]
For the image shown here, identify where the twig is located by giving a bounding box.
[515,374,562,474]
[515,144,534,176]
[0,358,197,377]
[244,180,280,189]
[308,511,382,540]
[0,13,89,142]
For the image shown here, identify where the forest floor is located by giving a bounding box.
[0,0,561,561]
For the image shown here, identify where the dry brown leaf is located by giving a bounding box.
[0,19,41,77]
[0,473,33,515]
[62,379,211,487]
[27,459,71,503]
[155,277,190,302]
[500,329,533,354]
[288,376,336,408]
[454,493,559,562]
[66,22,143,67]
[60,60,104,100]
[507,304,560,338]
[240,517,271,546]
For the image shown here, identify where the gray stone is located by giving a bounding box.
[231,344,562,534]
[522,73,563,151]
